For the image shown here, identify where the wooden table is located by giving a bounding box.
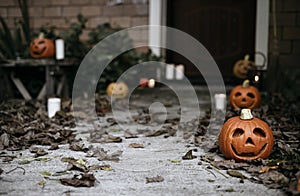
[0,58,79,100]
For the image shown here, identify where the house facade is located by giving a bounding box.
[0,0,299,89]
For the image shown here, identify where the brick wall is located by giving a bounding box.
[268,0,300,91]
[0,0,149,46]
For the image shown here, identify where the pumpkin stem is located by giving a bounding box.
[240,109,253,120]
[242,79,250,88]
[38,32,45,39]
[244,54,250,61]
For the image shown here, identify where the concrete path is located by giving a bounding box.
[0,86,284,195]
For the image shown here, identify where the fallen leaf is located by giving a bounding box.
[18,160,31,165]
[60,173,96,187]
[226,170,247,179]
[259,166,279,174]
[34,157,51,162]
[40,171,51,176]
[48,143,59,150]
[76,158,86,165]
[69,142,89,152]
[88,164,112,171]
[98,150,123,162]
[170,159,181,163]
[129,143,144,148]
[146,175,164,183]
[182,150,197,160]
[144,130,167,137]
[124,130,138,139]
[38,179,46,186]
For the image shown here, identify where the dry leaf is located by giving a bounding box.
[129,143,144,148]
[146,175,164,183]
[259,166,279,174]
[182,150,197,160]
[60,173,96,187]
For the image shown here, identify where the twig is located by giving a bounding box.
[207,165,228,179]
[6,166,26,175]
[203,166,217,178]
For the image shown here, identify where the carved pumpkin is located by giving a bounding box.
[106,82,128,99]
[30,33,55,59]
[229,80,261,109]
[218,109,274,161]
[233,54,256,79]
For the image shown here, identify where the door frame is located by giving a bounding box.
[148,0,269,69]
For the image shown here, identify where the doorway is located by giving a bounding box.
[166,0,257,84]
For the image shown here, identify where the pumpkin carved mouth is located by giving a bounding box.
[231,143,268,157]
[33,47,46,55]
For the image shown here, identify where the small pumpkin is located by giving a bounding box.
[218,109,274,161]
[139,78,149,88]
[106,82,128,99]
[30,33,55,59]
[229,79,261,109]
[233,54,255,79]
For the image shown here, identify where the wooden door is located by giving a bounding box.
[166,0,256,84]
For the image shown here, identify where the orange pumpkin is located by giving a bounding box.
[229,79,261,109]
[30,33,55,59]
[218,109,274,161]
[106,82,128,99]
[233,54,255,79]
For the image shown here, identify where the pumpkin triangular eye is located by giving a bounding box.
[253,128,266,137]
[233,128,244,137]
[235,92,242,97]
[38,40,45,44]
[247,92,255,98]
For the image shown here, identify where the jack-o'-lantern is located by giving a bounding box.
[218,109,274,161]
[106,82,128,99]
[30,33,55,59]
[233,54,256,79]
[229,80,261,109]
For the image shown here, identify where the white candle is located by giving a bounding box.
[47,98,61,118]
[214,94,226,111]
[148,79,155,88]
[175,64,184,80]
[55,39,64,60]
[166,64,174,80]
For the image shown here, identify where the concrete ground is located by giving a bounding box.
[0,85,284,195]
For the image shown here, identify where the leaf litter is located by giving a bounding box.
[0,93,298,193]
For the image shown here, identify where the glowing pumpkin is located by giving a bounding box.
[30,33,55,59]
[229,80,261,109]
[218,109,274,161]
[106,82,128,99]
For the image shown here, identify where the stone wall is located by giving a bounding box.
[0,0,149,46]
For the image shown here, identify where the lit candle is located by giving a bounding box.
[254,74,260,83]
[166,64,174,80]
[176,64,184,80]
[148,79,155,88]
[55,39,64,60]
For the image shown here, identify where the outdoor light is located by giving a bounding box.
[254,73,260,83]
[148,79,155,88]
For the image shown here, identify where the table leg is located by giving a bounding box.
[45,65,55,97]
[10,72,32,101]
